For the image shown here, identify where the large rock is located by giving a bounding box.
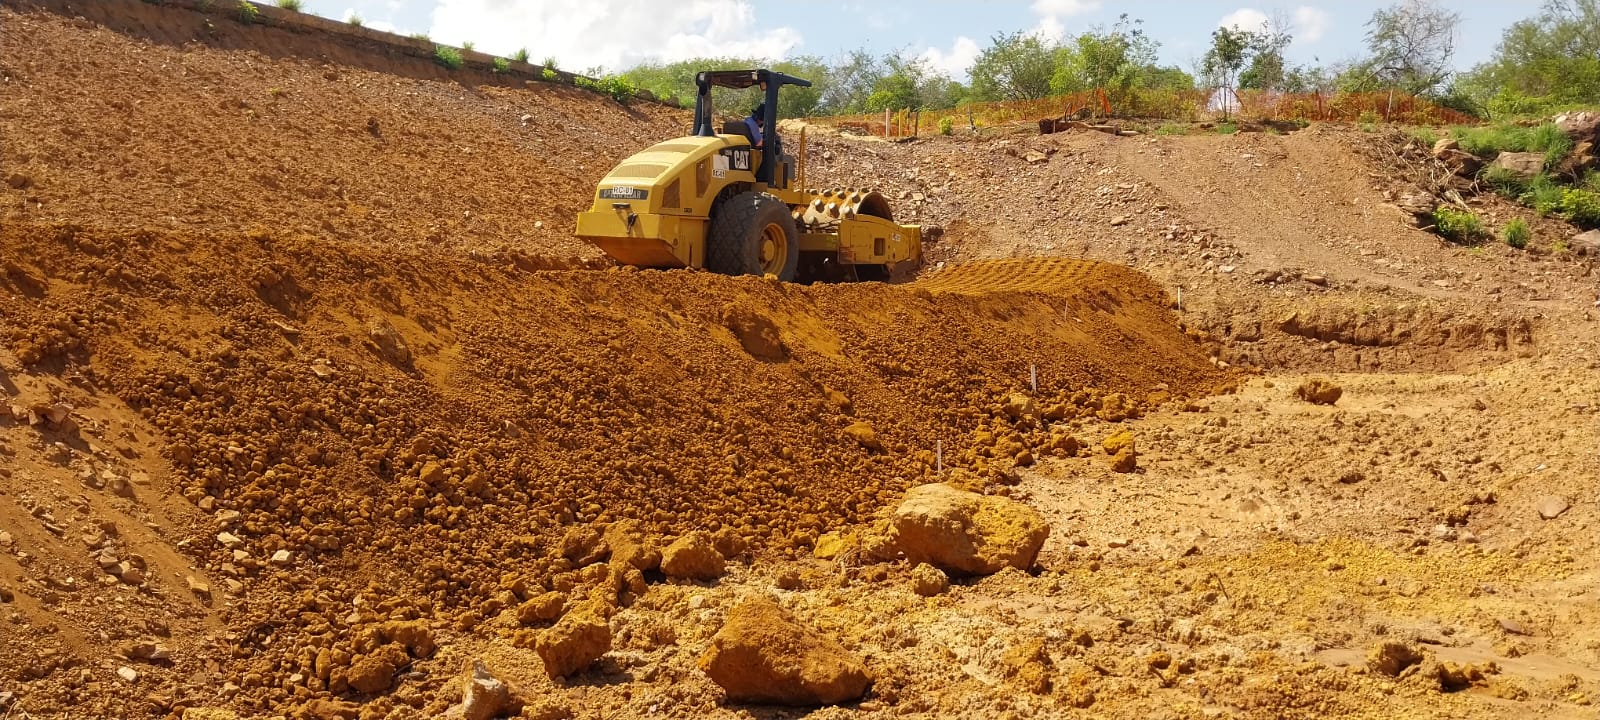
[1436,148,1483,177]
[887,483,1049,575]
[452,661,513,720]
[1294,378,1342,405]
[660,531,725,580]
[1491,151,1546,179]
[1571,229,1600,257]
[698,596,871,706]
[1555,110,1600,140]
[534,606,611,679]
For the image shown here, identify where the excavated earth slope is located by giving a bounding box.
[4,2,1600,720]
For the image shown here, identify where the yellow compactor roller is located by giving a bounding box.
[575,69,922,282]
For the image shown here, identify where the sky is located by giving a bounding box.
[302,1,1542,79]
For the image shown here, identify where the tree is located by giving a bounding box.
[1201,27,1256,118]
[818,49,884,114]
[1239,11,1293,91]
[1281,62,1337,94]
[1050,14,1161,100]
[968,32,1057,101]
[1363,0,1461,96]
[1460,0,1600,111]
[865,51,951,111]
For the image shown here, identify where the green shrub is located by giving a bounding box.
[236,0,258,23]
[462,41,475,51]
[434,45,463,70]
[1154,123,1188,136]
[1406,127,1439,147]
[1216,122,1237,135]
[581,75,635,103]
[1502,218,1531,249]
[409,32,430,42]
[543,56,559,71]
[1528,122,1573,159]
[1521,175,1564,214]
[938,117,953,136]
[1432,206,1485,243]
[1357,122,1377,133]
[1481,165,1527,198]
[273,0,302,10]
[492,57,510,74]
[542,67,558,82]
[1456,122,1571,167]
[1358,110,1378,124]
[511,48,530,63]
[1455,124,1525,156]
[347,13,363,27]
[1582,170,1600,194]
[1560,188,1600,227]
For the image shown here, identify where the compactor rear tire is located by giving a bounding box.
[708,191,800,281]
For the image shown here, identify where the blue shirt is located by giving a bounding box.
[743,116,763,147]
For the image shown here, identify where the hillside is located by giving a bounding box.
[1,2,1598,719]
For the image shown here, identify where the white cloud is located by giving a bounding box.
[428,0,802,74]
[343,7,399,33]
[920,36,980,81]
[1029,0,1100,41]
[1293,6,1331,43]
[1217,8,1269,33]
[1031,0,1100,17]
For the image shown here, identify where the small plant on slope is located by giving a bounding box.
[1432,207,1485,244]
[1502,218,1530,249]
[434,45,463,70]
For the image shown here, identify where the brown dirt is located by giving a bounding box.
[3,2,1600,720]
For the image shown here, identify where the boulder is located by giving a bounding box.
[1436,148,1483,177]
[698,595,871,706]
[1570,229,1600,257]
[660,531,725,580]
[1536,495,1570,520]
[534,607,611,679]
[1366,640,1423,677]
[604,520,661,572]
[910,563,948,597]
[887,483,1049,575]
[1555,110,1600,141]
[1490,151,1546,180]
[452,661,513,720]
[1294,378,1342,405]
[1430,137,1459,156]
[842,421,881,451]
[516,592,565,625]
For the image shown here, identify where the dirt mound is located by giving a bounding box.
[0,218,1221,714]
[0,1,684,260]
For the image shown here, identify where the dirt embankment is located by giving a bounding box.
[796,124,1595,372]
[0,1,684,261]
[4,2,1600,719]
[0,218,1223,716]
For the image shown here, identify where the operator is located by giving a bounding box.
[743,102,766,149]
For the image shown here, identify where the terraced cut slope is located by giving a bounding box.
[2,2,1599,720]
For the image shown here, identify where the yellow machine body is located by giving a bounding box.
[575,132,922,279]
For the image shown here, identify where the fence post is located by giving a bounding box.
[884,108,891,138]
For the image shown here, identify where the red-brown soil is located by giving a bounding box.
[3,2,1599,720]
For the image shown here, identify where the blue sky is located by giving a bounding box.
[298,1,1538,79]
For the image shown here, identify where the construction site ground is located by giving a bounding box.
[1,2,1598,719]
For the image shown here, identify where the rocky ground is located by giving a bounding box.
[2,2,1598,719]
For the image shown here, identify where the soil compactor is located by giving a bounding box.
[575,69,921,282]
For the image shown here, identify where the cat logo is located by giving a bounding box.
[722,148,752,172]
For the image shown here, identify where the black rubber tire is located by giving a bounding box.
[707,191,800,281]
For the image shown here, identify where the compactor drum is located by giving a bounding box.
[574,69,921,282]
